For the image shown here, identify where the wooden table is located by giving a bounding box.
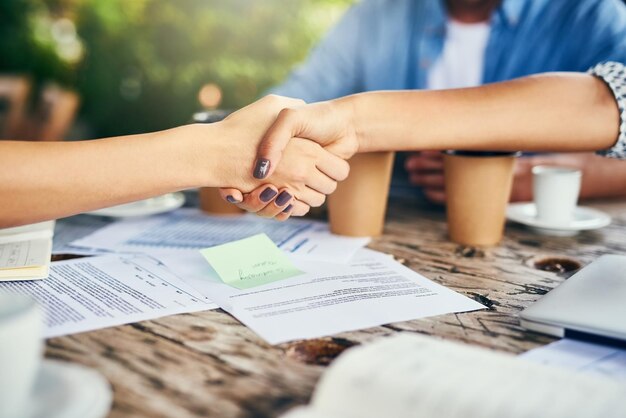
[46,198,626,418]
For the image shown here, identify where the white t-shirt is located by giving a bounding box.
[427,20,491,90]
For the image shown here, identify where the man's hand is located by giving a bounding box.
[405,151,446,204]
[510,157,534,202]
[406,151,535,204]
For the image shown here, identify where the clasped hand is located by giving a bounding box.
[217,96,358,220]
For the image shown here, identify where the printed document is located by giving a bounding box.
[53,215,114,255]
[0,254,215,337]
[71,209,369,263]
[157,248,484,344]
[521,338,626,381]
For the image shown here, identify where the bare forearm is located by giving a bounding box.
[1,94,350,227]
[346,73,619,153]
[0,125,217,227]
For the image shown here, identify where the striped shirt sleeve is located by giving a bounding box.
[588,62,626,159]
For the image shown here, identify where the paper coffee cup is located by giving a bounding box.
[199,187,245,216]
[444,151,517,246]
[0,295,42,418]
[327,152,395,237]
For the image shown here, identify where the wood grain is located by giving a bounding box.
[45,198,626,418]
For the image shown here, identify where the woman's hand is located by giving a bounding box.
[250,98,360,180]
[195,95,350,210]
[218,185,310,221]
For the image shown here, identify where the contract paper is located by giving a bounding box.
[71,209,369,263]
[53,215,114,255]
[0,254,215,338]
[156,248,484,344]
[521,338,626,381]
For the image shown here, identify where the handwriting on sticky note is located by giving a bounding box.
[200,233,302,289]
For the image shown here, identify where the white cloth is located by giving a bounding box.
[427,20,490,90]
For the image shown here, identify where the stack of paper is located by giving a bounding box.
[0,209,486,343]
[157,248,484,344]
[521,338,626,381]
[52,215,113,255]
[0,221,54,281]
[70,209,370,264]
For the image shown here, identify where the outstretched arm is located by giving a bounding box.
[253,72,620,179]
[0,96,349,228]
[0,129,205,227]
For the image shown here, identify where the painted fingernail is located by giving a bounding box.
[260,187,278,202]
[253,158,271,179]
[283,204,293,213]
[226,195,239,203]
[275,191,292,206]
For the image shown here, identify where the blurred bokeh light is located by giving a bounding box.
[0,0,352,138]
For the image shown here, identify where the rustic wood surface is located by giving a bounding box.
[46,198,626,418]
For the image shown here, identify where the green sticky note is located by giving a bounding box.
[199,233,303,289]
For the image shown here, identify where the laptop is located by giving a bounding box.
[520,255,626,345]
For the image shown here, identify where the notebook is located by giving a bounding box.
[282,334,626,418]
[0,221,54,281]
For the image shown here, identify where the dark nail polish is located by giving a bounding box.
[253,158,271,179]
[260,187,278,202]
[283,204,293,213]
[226,195,238,203]
[275,191,292,206]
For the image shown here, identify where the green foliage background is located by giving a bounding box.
[0,0,352,137]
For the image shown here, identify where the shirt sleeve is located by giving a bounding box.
[588,62,626,160]
[567,0,626,67]
[268,2,369,103]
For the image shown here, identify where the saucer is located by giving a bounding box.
[27,359,112,418]
[506,203,611,236]
[86,192,185,217]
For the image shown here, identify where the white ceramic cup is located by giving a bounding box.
[0,294,42,418]
[532,165,582,225]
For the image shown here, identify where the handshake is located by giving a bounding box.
[208,95,362,221]
[1,71,617,230]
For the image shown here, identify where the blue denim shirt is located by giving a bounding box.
[272,0,626,101]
